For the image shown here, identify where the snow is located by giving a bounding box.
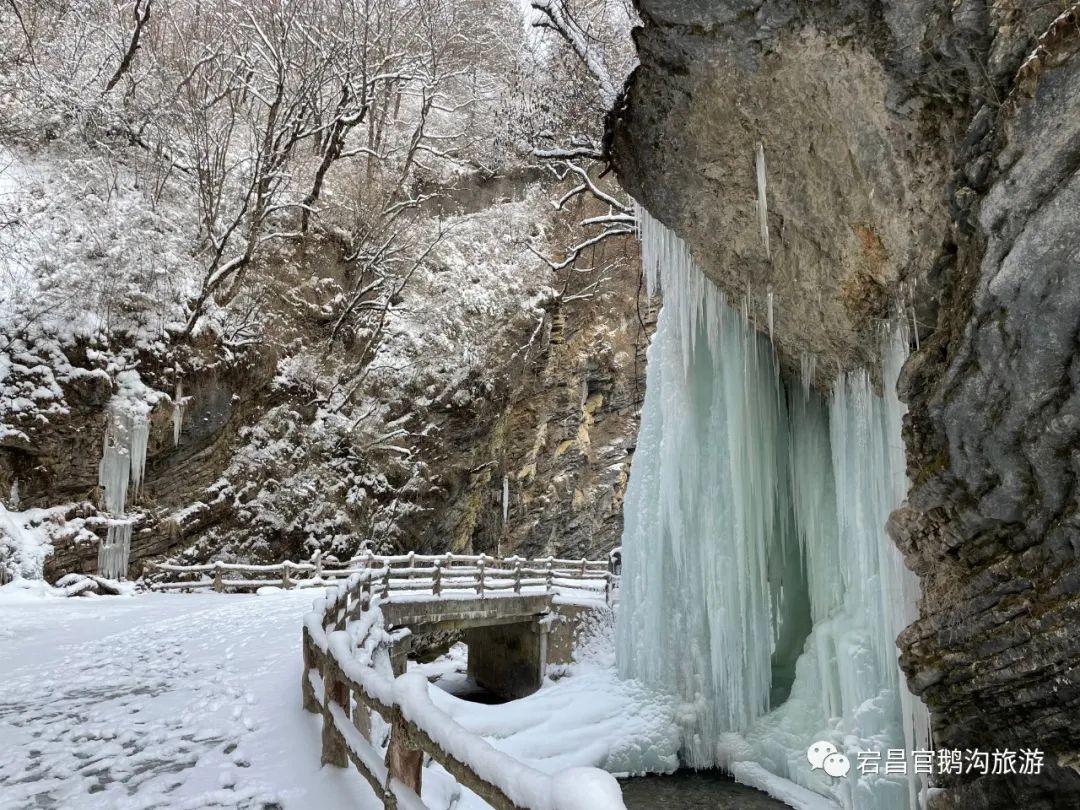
[0,586,680,810]
[619,208,928,810]
[424,653,679,786]
[0,577,67,603]
[733,762,839,810]
[398,673,561,809]
[1,140,184,585]
[0,503,60,580]
[305,572,672,809]
[0,143,199,347]
[407,607,678,810]
[0,590,382,810]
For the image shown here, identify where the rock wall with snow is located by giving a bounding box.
[609,1,1080,806]
[0,169,646,581]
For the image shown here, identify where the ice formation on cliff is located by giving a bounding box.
[96,380,151,580]
[619,207,930,809]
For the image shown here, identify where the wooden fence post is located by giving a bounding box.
[336,592,347,632]
[545,558,554,593]
[387,708,423,796]
[353,695,371,741]
[282,562,292,589]
[513,560,522,594]
[213,561,224,593]
[433,561,442,597]
[348,581,367,622]
[313,551,323,580]
[320,656,349,768]
[476,555,485,597]
[382,566,391,599]
[301,627,319,713]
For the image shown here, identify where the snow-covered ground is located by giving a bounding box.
[0,588,680,810]
[0,588,375,810]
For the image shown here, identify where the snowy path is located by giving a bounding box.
[0,590,379,810]
[0,588,689,810]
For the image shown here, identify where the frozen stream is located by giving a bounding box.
[621,771,792,809]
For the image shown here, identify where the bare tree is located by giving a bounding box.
[524,0,637,275]
[103,0,152,95]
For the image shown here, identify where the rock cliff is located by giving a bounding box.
[1,181,646,580]
[609,1,1080,805]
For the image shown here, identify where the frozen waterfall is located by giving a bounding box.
[97,405,149,580]
[618,209,930,810]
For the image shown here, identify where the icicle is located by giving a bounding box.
[755,143,771,259]
[799,353,817,399]
[97,404,147,581]
[907,281,921,352]
[620,207,798,756]
[97,522,133,580]
[502,475,509,525]
[129,416,149,503]
[99,425,131,516]
[9,479,19,510]
[766,285,775,343]
[620,207,929,810]
[172,381,185,447]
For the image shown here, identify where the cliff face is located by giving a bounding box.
[896,11,1080,807]
[610,0,1080,805]
[610,0,966,386]
[2,181,645,581]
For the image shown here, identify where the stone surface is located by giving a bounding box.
[611,0,965,387]
[382,593,553,635]
[383,594,608,701]
[466,622,546,701]
[899,10,1080,805]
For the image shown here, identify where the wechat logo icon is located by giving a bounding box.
[808,740,851,778]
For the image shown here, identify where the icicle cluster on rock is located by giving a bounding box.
[619,208,931,810]
[96,378,152,581]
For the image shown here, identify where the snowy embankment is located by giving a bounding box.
[0,504,57,581]
[0,588,680,810]
[409,612,681,810]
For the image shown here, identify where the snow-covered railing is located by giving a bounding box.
[302,569,626,810]
[151,551,618,605]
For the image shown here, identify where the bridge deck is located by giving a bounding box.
[381,593,554,635]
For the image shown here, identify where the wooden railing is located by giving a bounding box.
[151,551,619,605]
[302,565,626,810]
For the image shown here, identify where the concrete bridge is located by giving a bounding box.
[297,555,623,810]
[154,551,615,702]
[383,594,593,701]
[150,551,622,807]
